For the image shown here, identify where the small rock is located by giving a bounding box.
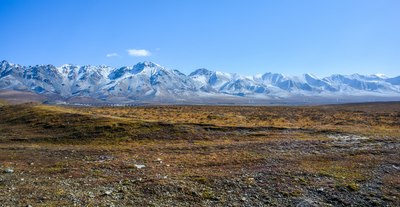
[241,197,247,201]
[104,190,113,195]
[88,192,95,198]
[134,164,145,169]
[98,155,113,162]
[3,168,14,173]
[247,177,255,184]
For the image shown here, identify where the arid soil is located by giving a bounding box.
[0,102,399,206]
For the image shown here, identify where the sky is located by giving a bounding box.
[0,0,399,77]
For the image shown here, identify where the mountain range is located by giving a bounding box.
[1,60,399,104]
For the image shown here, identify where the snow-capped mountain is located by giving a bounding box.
[103,62,198,100]
[0,60,399,104]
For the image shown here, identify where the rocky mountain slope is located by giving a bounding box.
[1,60,399,103]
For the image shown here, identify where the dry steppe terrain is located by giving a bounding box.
[0,101,399,206]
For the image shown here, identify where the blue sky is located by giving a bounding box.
[0,0,399,77]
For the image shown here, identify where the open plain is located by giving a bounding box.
[0,101,399,206]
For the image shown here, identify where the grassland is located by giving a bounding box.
[0,101,399,206]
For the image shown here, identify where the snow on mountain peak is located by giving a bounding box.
[1,60,9,65]
[140,61,161,68]
[189,68,213,76]
[0,60,399,102]
[373,73,387,78]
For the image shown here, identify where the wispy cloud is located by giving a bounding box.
[127,49,151,57]
[106,53,118,57]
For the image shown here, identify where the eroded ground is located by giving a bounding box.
[0,102,399,206]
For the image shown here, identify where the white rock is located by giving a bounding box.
[4,168,14,173]
[134,164,145,169]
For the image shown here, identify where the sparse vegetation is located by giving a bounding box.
[0,101,399,206]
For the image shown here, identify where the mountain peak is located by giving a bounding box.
[304,73,318,79]
[129,61,165,76]
[372,73,387,79]
[60,64,76,68]
[137,61,160,68]
[0,60,18,68]
[189,68,213,76]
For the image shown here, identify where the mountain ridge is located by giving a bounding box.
[1,60,399,104]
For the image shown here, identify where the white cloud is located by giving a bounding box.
[127,49,151,57]
[106,53,118,57]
